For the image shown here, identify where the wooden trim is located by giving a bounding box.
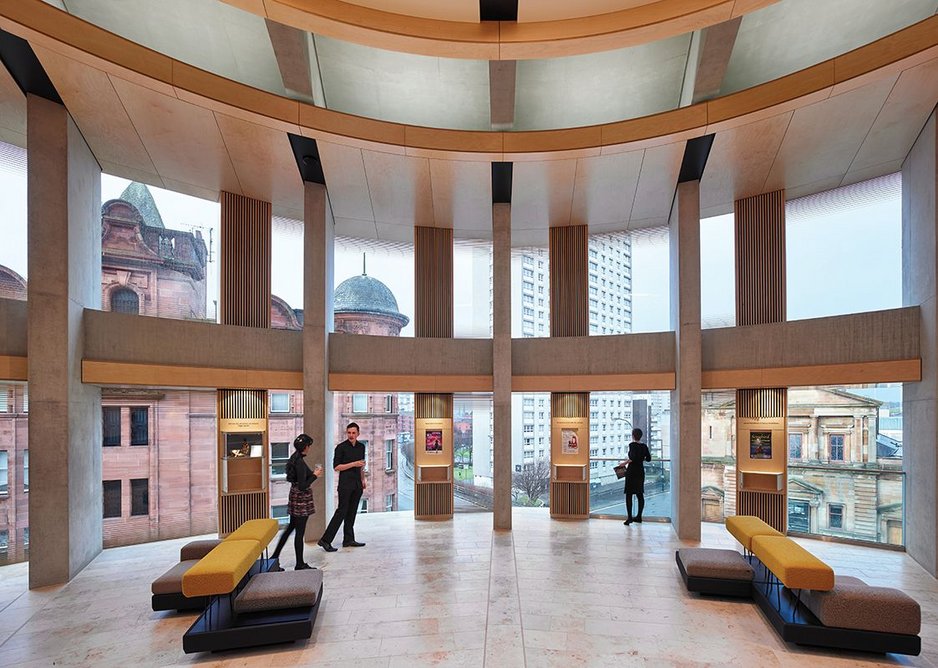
[329,373,492,392]
[217,0,778,61]
[0,355,28,381]
[549,226,589,337]
[414,226,453,338]
[1,3,936,159]
[220,192,272,328]
[82,360,302,389]
[735,190,785,326]
[702,359,921,389]
[513,373,676,392]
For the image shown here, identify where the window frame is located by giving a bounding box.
[829,503,845,530]
[385,439,394,471]
[269,392,290,413]
[130,406,149,446]
[103,480,121,519]
[102,406,121,447]
[829,433,845,461]
[130,478,149,517]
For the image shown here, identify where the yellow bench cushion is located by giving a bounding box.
[225,518,279,547]
[182,540,259,597]
[725,515,782,550]
[751,535,834,591]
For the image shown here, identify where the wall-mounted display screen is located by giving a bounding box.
[561,428,579,455]
[750,431,772,459]
[425,429,443,453]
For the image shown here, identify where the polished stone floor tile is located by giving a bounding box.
[1,510,937,666]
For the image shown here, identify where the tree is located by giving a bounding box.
[512,458,550,506]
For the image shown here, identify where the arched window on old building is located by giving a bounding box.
[111,287,139,314]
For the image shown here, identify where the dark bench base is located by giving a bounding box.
[675,551,753,598]
[182,563,322,654]
[751,560,921,656]
[151,591,209,613]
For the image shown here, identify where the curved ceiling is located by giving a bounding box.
[37,0,938,131]
[0,0,937,247]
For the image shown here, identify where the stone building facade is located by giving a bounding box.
[701,386,904,545]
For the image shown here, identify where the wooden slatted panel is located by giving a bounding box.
[736,388,786,419]
[735,190,785,326]
[414,226,453,338]
[549,225,588,337]
[220,191,272,328]
[737,490,786,532]
[218,389,266,419]
[551,392,588,418]
[416,393,453,419]
[219,490,268,536]
[549,481,589,518]
[415,481,453,519]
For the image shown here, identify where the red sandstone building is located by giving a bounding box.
[0,183,409,560]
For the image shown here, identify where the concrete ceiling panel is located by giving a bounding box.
[629,142,684,222]
[428,159,491,231]
[510,159,578,230]
[764,74,898,193]
[375,222,416,243]
[849,57,938,175]
[0,60,26,148]
[361,151,434,227]
[317,141,375,222]
[571,150,644,228]
[214,111,303,212]
[334,216,379,240]
[34,46,160,179]
[109,76,241,195]
[700,112,791,213]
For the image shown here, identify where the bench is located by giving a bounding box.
[151,538,222,611]
[720,515,920,656]
[179,518,324,654]
[675,548,753,597]
[152,518,281,612]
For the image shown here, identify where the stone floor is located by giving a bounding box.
[0,510,936,667]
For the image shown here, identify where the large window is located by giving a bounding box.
[270,392,290,413]
[787,173,900,320]
[787,383,903,546]
[701,390,737,523]
[629,228,670,333]
[0,451,7,495]
[512,393,550,508]
[587,233,634,336]
[103,480,121,518]
[512,247,549,339]
[100,386,218,548]
[101,175,220,323]
[700,213,735,328]
[271,442,290,479]
[0,141,27,302]
[334,237,414,337]
[589,391,671,518]
[453,240,493,338]
[352,395,368,413]
[271,216,304,330]
[268,389,304,523]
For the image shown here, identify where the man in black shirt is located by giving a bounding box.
[318,422,367,551]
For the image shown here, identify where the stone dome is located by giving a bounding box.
[334,274,409,326]
[119,182,164,229]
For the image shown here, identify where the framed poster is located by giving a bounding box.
[561,428,579,455]
[425,429,443,453]
[749,431,772,459]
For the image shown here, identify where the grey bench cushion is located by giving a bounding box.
[678,548,753,581]
[234,569,323,614]
[152,560,200,595]
[801,576,921,635]
[180,539,223,561]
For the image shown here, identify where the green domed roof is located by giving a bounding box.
[334,274,408,325]
[119,182,164,229]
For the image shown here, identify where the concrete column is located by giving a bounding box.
[492,203,512,530]
[303,182,334,540]
[902,109,938,576]
[669,180,702,541]
[26,95,102,587]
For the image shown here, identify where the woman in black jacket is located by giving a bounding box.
[621,428,652,525]
[271,433,323,570]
